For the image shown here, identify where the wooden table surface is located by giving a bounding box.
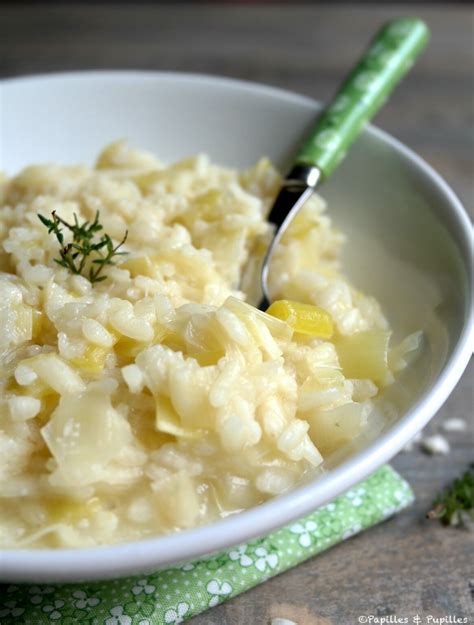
[1,4,472,624]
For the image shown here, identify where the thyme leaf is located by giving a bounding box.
[427,465,474,527]
[38,210,128,284]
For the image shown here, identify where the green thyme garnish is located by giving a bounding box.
[427,466,474,527]
[38,210,128,283]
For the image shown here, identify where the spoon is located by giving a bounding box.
[260,17,429,309]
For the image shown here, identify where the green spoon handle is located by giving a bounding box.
[294,17,430,179]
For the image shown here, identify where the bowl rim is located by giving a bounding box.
[1,70,473,582]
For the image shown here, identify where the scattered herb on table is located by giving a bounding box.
[427,465,474,527]
[38,210,128,283]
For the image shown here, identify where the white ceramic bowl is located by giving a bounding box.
[1,71,472,582]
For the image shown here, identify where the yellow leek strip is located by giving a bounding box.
[155,394,203,440]
[46,496,101,524]
[5,376,55,401]
[70,345,109,374]
[31,310,43,341]
[266,299,334,339]
[187,348,225,367]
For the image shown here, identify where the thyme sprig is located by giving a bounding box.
[38,210,128,283]
[427,466,474,527]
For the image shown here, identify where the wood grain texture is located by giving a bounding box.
[1,4,473,213]
[0,4,472,624]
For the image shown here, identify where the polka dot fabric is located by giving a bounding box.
[1,465,413,625]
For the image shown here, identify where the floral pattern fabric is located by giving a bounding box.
[1,465,413,625]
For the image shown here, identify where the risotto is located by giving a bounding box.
[0,142,419,548]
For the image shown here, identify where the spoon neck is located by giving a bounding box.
[284,164,321,190]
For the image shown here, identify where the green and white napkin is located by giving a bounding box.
[1,465,413,625]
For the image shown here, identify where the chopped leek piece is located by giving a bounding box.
[266,299,333,339]
[41,385,132,485]
[306,401,370,455]
[225,296,293,342]
[335,330,392,386]
[388,330,423,372]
